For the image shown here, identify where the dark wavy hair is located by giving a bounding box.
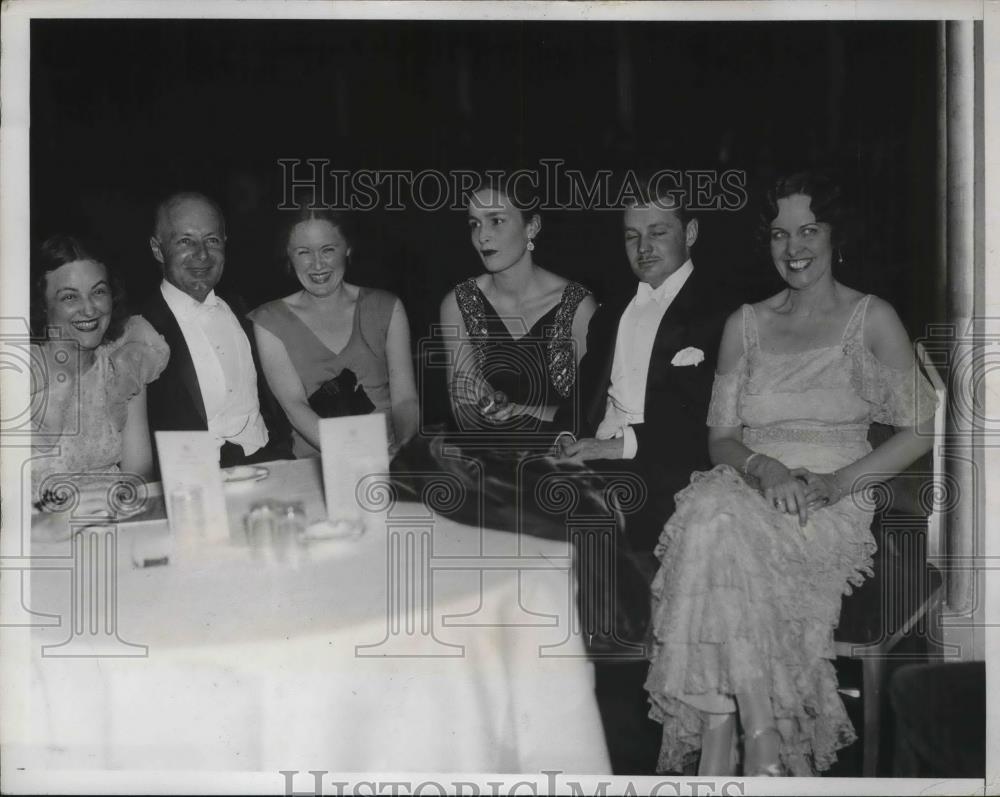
[30,234,128,342]
[758,170,853,254]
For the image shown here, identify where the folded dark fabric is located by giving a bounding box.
[307,368,375,418]
[389,431,651,654]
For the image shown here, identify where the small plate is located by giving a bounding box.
[302,518,364,541]
[222,465,269,484]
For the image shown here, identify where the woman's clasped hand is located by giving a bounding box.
[743,453,845,526]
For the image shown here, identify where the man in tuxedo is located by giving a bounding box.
[140,191,293,470]
[558,184,731,775]
[561,188,730,566]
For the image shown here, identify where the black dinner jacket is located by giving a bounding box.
[572,264,731,497]
[139,287,294,471]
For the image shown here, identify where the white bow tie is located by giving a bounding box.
[190,293,221,313]
[635,282,661,308]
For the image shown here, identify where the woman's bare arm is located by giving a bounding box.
[254,323,321,450]
[384,298,419,447]
[120,386,154,479]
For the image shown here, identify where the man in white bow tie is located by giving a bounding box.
[140,192,293,471]
[555,176,733,775]
[559,178,732,561]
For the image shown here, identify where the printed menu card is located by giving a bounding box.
[155,431,229,546]
[319,414,390,527]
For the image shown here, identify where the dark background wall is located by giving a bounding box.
[30,19,939,347]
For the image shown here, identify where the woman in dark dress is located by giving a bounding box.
[395,177,651,661]
[439,179,597,435]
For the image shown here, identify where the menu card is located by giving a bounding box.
[319,414,389,527]
[155,431,229,546]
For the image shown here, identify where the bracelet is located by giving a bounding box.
[742,451,764,475]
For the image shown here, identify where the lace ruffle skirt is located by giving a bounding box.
[644,464,876,776]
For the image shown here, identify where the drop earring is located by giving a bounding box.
[837,249,844,266]
[527,238,535,252]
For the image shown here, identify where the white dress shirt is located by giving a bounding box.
[596,260,694,459]
[160,280,268,458]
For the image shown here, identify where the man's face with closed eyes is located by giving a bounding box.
[623,202,698,289]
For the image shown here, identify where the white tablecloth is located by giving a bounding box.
[11,459,610,776]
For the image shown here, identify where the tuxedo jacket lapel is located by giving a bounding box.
[583,292,633,433]
[143,291,208,425]
[645,269,703,397]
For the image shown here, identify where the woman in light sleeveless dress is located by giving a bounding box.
[644,172,938,776]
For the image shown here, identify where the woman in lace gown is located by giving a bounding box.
[30,235,170,503]
[440,178,597,436]
[644,172,938,776]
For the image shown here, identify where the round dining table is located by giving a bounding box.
[9,458,612,783]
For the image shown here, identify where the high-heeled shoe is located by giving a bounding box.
[743,726,783,776]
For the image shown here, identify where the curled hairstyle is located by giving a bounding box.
[759,170,852,252]
[30,234,128,341]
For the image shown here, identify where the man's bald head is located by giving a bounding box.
[153,192,227,241]
[150,192,227,302]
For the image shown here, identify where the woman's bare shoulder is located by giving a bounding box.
[862,293,908,342]
[439,287,459,318]
[751,292,786,318]
[835,283,867,309]
[862,292,900,321]
[279,290,305,310]
[534,267,582,304]
[537,266,570,287]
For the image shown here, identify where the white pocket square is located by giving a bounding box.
[671,346,705,367]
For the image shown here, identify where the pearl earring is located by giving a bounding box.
[527,239,535,252]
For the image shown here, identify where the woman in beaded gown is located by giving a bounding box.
[643,172,938,777]
[440,179,597,437]
[419,178,655,655]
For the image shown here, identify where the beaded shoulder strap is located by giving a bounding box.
[453,278,488,370]
[547,282,590,398]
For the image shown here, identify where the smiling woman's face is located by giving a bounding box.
[287,219,350,297]
[769,193,835,288]
[43,259,113,350]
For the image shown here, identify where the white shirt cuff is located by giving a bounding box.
[621,426,638,460]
